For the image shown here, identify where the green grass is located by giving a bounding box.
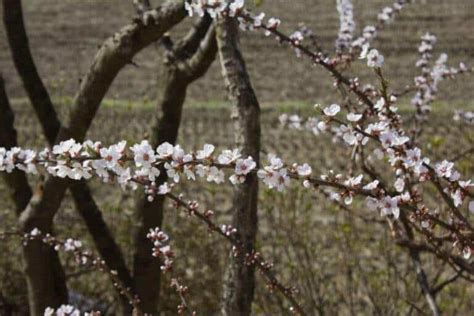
[10,96,474,114]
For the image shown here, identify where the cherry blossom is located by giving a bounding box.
[196,144,215,160]
[346,113,362,122]
[380,196,400,219]
[435,160,454,179]
[366,49,384,68]
[44,305,81,316]
[296,163,312,177]
[323,104,341,117]
[335,0,355,53]
[131,140,156,168]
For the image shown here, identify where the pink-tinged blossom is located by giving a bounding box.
[451,189,463,207]
[156,142,174,158]
[289,31,304,45]
[157,183,171,195]
[335,0,355,53]
[394,178,405,192]
[323,104,341,116]
[347,112,362,122]
[366,49,384,68]
[196,144,215,160]
[131,140,156,169]
[435,160,454,178]
[363,180,379,191]
[469,201,474,214]
[296,163,312,176]
[265,17,281,36]
[235,157,256,175]
[380,196,400,219]
[345,174,363,188]
[218,149,241,164]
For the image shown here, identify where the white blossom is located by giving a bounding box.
[366,49,384,68]
[296,163,312,177]
[157,142,174,158]
[323,104,341,116]
[218,149,241,164]
[363,180,379,190]
[347,112,362,122]
[196,144,215,160]
[235,157,256,175]
[380,196,400,219]
[435,160,454,178]
[131,140,156,168]
[394,178,405,192]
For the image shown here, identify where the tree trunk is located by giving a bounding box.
[132,67,188,313]
[133,16,217,313]
[216,17,261,316]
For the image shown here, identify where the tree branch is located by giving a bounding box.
[2,0,61,143]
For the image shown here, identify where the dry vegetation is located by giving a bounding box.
[0,0,473,315]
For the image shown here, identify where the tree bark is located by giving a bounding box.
[0,74,32,214]
[7,2,186,314]
[1,74,69,313]
[132,16,217,313]
[216,17,261,316]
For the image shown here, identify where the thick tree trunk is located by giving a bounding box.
[132,67,187,313]
[1,74,68,313]
[133,16,217,313]
[216,17,261,316]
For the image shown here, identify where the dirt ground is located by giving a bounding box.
[0,0,473,105]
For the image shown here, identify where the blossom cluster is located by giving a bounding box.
[185,0,244,19]
[453,110,474,125]
[335,0,355,53]
[0,140,301,195]
[0,139,428,223]
[147,227,174,272]
[279,98,473,216]
[278,113,326,136]
[411,33,471,117]
[0,140,252,200]
[360,48,384,68]
[351,0,411,56]
[44,305,99,316]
